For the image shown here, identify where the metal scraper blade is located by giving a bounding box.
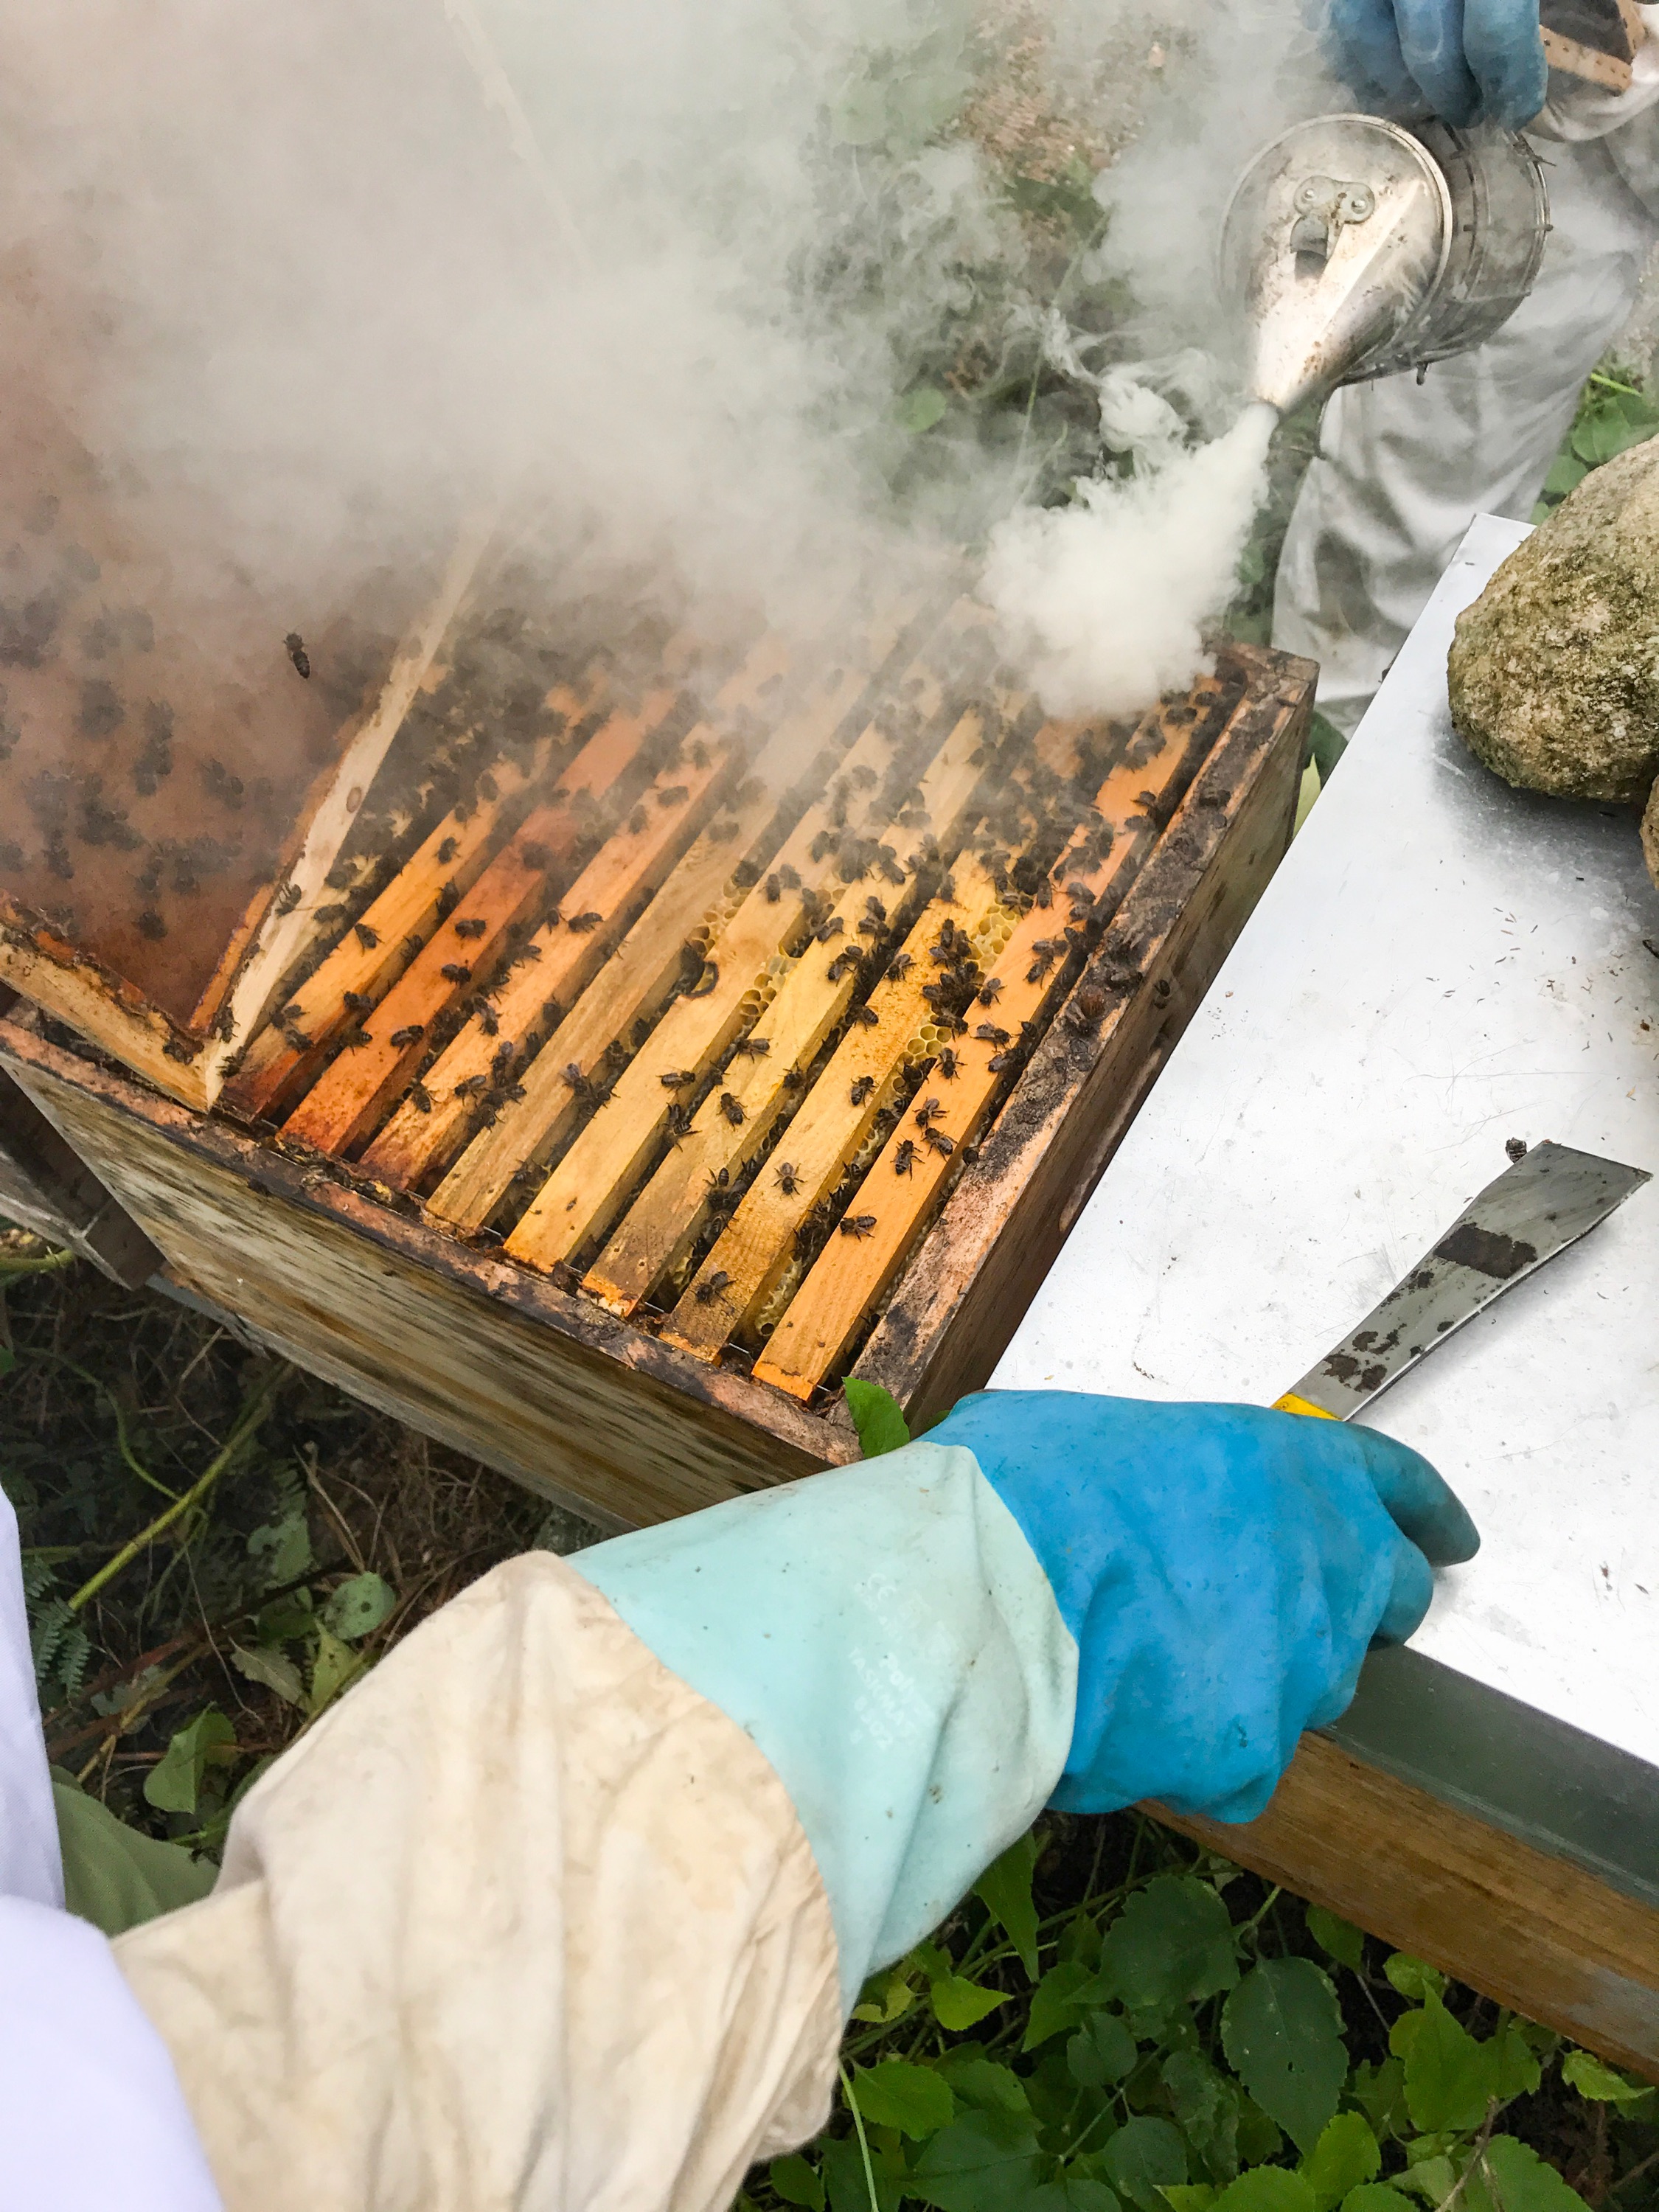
[1280,1140,1651,1421]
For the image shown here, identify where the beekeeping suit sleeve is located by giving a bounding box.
[111,1455,1073,2212]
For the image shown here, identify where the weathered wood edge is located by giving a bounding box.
[0,1019,855,1527]
[856,651,1312,1425]
[1148,1731,1659,2081]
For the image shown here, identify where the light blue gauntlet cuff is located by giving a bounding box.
[568,1443,1077,2011]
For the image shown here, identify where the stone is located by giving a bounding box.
[1644,776,1659,895]
[1447,437,1659,805]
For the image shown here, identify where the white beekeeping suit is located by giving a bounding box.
[1274,25,1659,734]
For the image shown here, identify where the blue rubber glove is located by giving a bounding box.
[1324,0,1547,127]
[928,1392,1479,1823]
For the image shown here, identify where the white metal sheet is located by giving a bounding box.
[994,513,1659,1770]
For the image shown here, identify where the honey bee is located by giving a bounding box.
[343,991,373,1014]
[566,911,602,933]
[389,1024,425,1049]
[437,836,459,865]
[923,1126,955,1158]
[666,1102,693,1138]
[893,1138,917,1177]
[274,882,302,916]
[975,1023,1011,1046]
[440,962,472,984]
[839,1214,877,1239]
[137,908,167,941]
[978,978,1005,1006]
[718,1091,745,1126]
[774,1160,800,1196]
[849,1074,875,1105]
[935,1048,960,1079]
[658,785,690,807]
[355,923,380,951]
[453,917,488,941]
[694,1270,733,1305]
[849,1005,879,1028]
[732,1036,771,1057]
[453,1074,488,1099]
[661,1068,697,1088]
[914,1096,945,1129]
[477,1002,501,1037]
[887,952,914,980]
[408,1080,434,1114]
[764,873,783,904]
[563,1062,602,1105]
[285,631,310,679]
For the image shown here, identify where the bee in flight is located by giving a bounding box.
[285,632,310,680]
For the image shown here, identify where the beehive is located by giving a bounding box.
[0,593,1312,1520]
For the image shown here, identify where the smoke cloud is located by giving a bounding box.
[0,0,1338,723]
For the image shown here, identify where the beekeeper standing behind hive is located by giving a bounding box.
[0,1390,1477,2212]
[1276,0,1659,736]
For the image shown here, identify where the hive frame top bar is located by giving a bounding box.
[995,512,1659,1778]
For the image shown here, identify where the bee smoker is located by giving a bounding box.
[1220,116,1550,417]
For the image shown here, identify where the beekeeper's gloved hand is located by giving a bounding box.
[574,1389,1477,2007]
[1324,0,1548,127]
[926,1391,1480,1823]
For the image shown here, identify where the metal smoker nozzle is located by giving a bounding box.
[1220,115,1549,418]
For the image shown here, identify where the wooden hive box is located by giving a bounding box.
[0,602,1312,1528]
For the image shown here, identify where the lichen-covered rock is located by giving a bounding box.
[1643,775,1659,894]
[1448,438,1659,804]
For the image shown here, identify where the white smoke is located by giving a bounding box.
[981,401,1277,716]
[0,0,1332,721]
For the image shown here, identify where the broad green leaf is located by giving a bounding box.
[843,1378,911,1459]
[144,1706,237,1815]
[1561,2050,1647,2106]
[256,1588,315,1644]
[1348,2059,1410,2144]
[1235,2096,1286,2166]
[897,387,950,435]
[1395,2157,1454,2207]
[1397,1994,1498,2134]
[934,2057,1030,2116]
[1164,2049,1239,2182]
[1478,2137,1590,2212]
[1099,1877,1240,2013]
[229,1641,303,1705]
[1305,1907,1366,1973]
[1301,2113,1380,2212]
[247,1505,312,1586]
[974,1830,1040,1980]
[1340,2194,1416,2212]
[1540,452,1590,504]
[770,2155,825,2210]
[1382,1956,1445,2003]
[822,2134,904,2212]
[1162,2191,1217,2212]
[908,2110,1042,2211]
[306,1624,366,1719]
[1222,1960,1347,2155]
[53,1772,216,1934]
[1210,2171,1316,2212]
[1025,1958,1096,2049]
[931,1975,1009,2031]
[852,1967,915,2025]
[1026,2183,1122,2212]
[848,2059,954,2139]
[1493,2023,1542,2102]
[1069,2008,1138,2090]
[320,1571,395,1641]
[1104,2116,1189,2212]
